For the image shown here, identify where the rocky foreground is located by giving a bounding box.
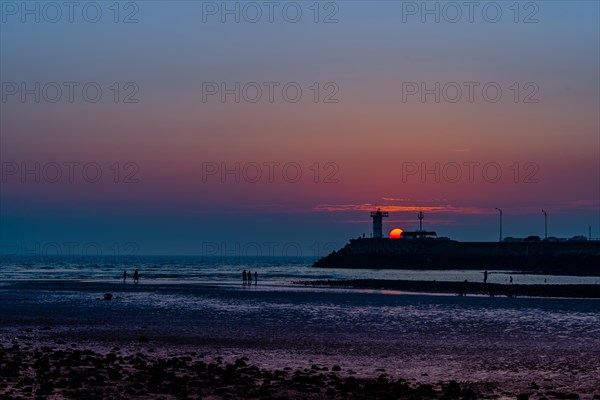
[0,341,491,400]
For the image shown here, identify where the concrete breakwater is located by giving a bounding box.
[312,238,600,276]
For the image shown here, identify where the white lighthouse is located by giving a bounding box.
[370,208,389,238]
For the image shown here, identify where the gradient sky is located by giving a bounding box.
[1,1,599,256]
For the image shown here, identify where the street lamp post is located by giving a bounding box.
[542,209,547,239]
[495,208,503,242]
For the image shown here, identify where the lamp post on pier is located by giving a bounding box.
[542,209,547,239]
[495,208,503,242]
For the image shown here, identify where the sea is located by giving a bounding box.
[1,255,599,286]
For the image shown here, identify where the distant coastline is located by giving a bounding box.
[296,279,600,299]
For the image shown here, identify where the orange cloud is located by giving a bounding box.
[313,203,490,215]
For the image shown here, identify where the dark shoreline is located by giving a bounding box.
[296,279,600,298]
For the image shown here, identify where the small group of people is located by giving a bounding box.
[123,269,139,283]
[242,269,257,284]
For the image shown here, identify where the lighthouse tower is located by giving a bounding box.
[370,208,389,238]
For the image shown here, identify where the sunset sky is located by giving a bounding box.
[1,1,599,256]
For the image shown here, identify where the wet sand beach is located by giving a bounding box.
[1,280,599,399]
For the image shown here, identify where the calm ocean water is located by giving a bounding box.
[1,255,599,286]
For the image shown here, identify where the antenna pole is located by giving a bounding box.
[495,208,503,242]
[541,210,548,239]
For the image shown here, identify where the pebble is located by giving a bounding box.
[0,343,493,399]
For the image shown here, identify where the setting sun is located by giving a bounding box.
[389,228,403,239]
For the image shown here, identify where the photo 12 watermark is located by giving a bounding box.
[1,161,140,184]
[201,161,340,184]
[401,1,539,24]
[401,161,540,184]
[201,81,340,104]
[401,82,540,104]
[1,82,140,104]
[200,241,340,260]
[0,1,140,24]
[1,241,140,261]
[201,1,339,23]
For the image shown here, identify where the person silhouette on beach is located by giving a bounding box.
[242,270,247,284]
[509,276,513,284]
[123,271,127,282]
[254,271,257,284]
[483,270,488,284]
[133,269,139,283]
[248,270,252,284]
